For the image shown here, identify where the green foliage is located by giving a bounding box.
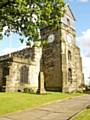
[0,0,65,44]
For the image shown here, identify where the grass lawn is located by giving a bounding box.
[0,92,85,116]
[72,108,90,120]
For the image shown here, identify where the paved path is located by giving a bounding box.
[0,95,90,120]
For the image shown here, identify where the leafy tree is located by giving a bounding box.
[0,0,65,45]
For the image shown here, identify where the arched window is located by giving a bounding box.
[68,50,71,61]
[67,18,70,26]
[68,68,72,83]
[20,66,29,84]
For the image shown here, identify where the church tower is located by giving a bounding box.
[41,5,84,92]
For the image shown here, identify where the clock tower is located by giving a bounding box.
[41,5,84,92]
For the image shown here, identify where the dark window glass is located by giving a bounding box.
[68,68,72,83]
[20,66,29,84]
[68,50,71,61]
[67,18,70,26]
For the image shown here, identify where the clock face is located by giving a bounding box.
[48,34,55,43]
[67,35,72,43]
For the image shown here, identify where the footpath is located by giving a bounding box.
[0,95,90,120]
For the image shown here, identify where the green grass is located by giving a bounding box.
[72,108,90,120]
[0,92,85,116]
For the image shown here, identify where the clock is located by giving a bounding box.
[67,35,72,43]
[48,34,55,43]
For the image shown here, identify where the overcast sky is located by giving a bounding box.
[0,0,90,84]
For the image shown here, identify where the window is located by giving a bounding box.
[68,50,71,61]
[20,66,29,84]
[67,18,70,26]
[68,68,72,83]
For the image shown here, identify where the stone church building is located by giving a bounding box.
[0,5,84,93]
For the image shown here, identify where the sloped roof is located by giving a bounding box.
[0,47,34,61]
[66,4,76,21]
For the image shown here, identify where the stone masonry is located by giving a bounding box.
[0,47,42,93]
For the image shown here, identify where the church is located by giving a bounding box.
[0,5,84,93]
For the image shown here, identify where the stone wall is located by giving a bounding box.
[41,28,62,91]
[74,47,84,91]
[0,47,42,93]
[61,23,84,92]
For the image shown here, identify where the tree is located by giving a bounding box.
[0,0,65,45]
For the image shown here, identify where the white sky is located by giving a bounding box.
[77,29,90,85]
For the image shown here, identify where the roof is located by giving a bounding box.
[0,47,34,62]
[66,4,76,21]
